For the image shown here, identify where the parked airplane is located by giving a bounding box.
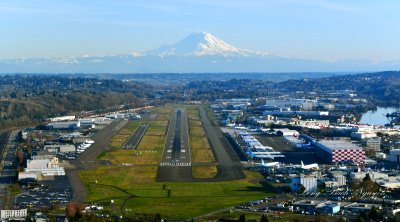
[80,143,91,148]
[254,159,280,169]
[84,139,95,144]
[300,161,319,170]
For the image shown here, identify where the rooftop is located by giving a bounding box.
[317,140,363,151]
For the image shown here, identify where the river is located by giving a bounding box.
[359,107,399,126]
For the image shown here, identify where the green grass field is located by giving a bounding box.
[109,121,146,149]
[187,107,216,165]
[80,170,270,219]
[80,105,271,219]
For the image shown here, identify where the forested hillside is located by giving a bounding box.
[0,75,155,128]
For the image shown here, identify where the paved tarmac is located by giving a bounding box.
[157,106,244,182]
[160,108,191,166]
[67,120,128,203]
[198,107,244,181]
[122,124,148,149]
[255,134,318,164]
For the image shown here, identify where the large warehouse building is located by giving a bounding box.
[388,149,400,163]
[314,140,365,164]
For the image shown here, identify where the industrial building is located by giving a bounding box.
[264,99,317,109]
[292,200,341,214]
[291,119,330,128]
[79,118,96,128]
[343,203,382,213]
[262,110,329,117]
[215,98,252,106]
[316,203,341,214]
[48,115,75,122]
[362,137,381,152]
[350,171,388,182]
[47,121,80,130]
[351,131,377,140]
[325,172,347,188]
[375,176,400,189]
[314,140,365,164]
[44,144,76,153]
[105,113,126,120]
[388,149,400,163]
[1,209,27,220]
[290,176,317,193]
[18,155,65,181]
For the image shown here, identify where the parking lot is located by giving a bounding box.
[15,176,72,210]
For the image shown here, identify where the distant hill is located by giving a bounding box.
[0,75,155,128]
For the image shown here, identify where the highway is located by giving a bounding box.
[122,124,148,149]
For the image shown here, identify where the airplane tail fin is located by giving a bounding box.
[261,159,265,165]
[301,161,304,167]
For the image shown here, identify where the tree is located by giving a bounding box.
[317,182,327,192]
[356,215,365,222]
[260,214,269,222]
[297,184,306,194]
[238,214,246,222]
[16,150,24,165]
[65,203,77,219]
[154,214,162,222]
[361,174,380,193]
[369,206,379,221]
[363,173,372,182]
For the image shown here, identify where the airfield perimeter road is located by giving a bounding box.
[122,124,148,149]
[157,106,244,182]
[67,120,128,203]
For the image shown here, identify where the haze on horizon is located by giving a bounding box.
[1,0,400,62]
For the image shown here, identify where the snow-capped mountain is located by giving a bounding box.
[0,32,398,73]
[146,32,264,57]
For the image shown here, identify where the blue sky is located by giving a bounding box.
[1,0,399,61]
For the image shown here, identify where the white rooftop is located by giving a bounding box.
[318,140,363,151]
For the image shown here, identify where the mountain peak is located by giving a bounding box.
[146,32,262,57]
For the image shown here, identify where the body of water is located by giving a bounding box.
[359,107,399,126]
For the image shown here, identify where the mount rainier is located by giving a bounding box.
[0,32,398,73]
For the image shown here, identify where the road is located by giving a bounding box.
[122,124,148,149]
[67,120,128,203]
[0,131,14,209]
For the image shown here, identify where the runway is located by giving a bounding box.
[160,108,191,166]
[122,124,148,149]
[157,106,244,182]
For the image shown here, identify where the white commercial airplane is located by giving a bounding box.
[300,161,319,170]
[255,159,280,169]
